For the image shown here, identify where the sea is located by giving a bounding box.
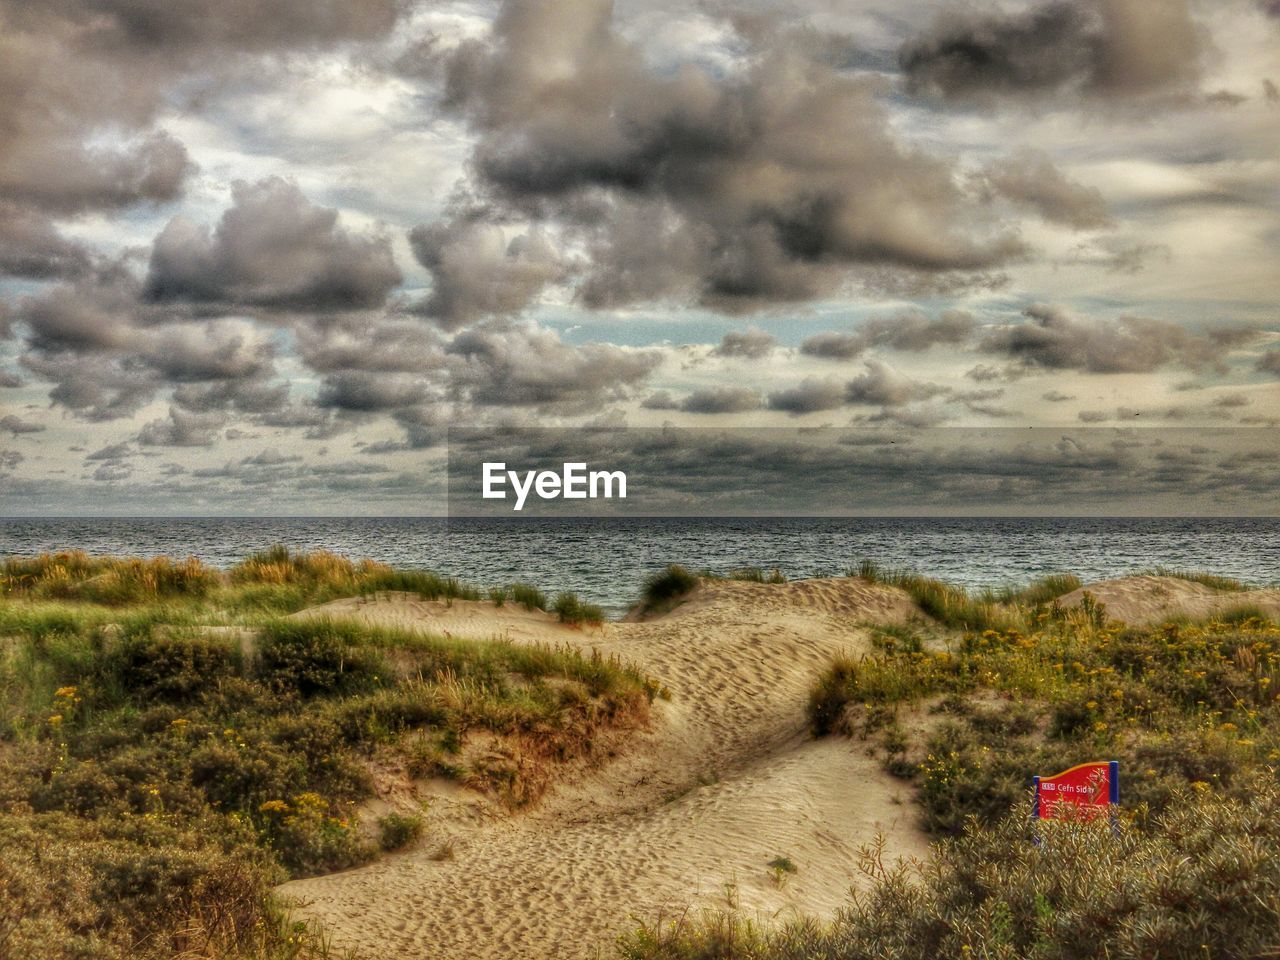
[2,516,1278,616]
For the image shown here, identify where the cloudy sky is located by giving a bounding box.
[1,0,1277,515]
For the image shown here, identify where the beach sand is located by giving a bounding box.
[1056,575,1280,625]
[279,578,928,959]
[278,572,1280,958]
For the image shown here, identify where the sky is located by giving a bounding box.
[0,0,1278,515]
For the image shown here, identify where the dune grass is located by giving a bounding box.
[978,572,1083,606]
[0,551,649,960]
[621,778,1280,960]
[2,551,219,604]
[637,565,700,615]
[809,604,1280,833]
[1145,566,1252,591]
[854,560,1024,632]
[634,565,788,617]
[630,604,1280,960]
[1,546,607,625]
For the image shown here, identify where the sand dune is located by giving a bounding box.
[1056,575,1280,626]
[280,579,927,959]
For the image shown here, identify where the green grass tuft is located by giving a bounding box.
[553,592,605,625]
[638,565,699,614]
[1147,567,1252,591]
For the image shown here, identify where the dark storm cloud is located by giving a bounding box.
[845,361,945,407]
[6,0,400,52]
[966,364,1027,384]
[446,427,1280,516]
[679,386,762,414]
[21,353,159,420]
[1264,79,1279,103]
[800,310,976,361]
[0,9,192,276]
[137,407,227,447]
[294,318,445,374]
[978,151,1113,229]
[13,267,287,421]
[145,178,402,312]
[982,305,1253,374]
[713,328,778,360]
[640,391,680,411]
[86,442,133,461]
[143,323,274,382]
[0,414,44,435]
[1258,350,1280,376]
[0,205,93,280]
[170,378,289,416]
[447,321,660,408]
[92,462,134,482]
[862,310,976,352]
[425,0,1025,317]
[0,0,400,212]
[16,268,142,353]
[318,372,433,412]
[390,406,446,450]
[408,218,563,331]
[900,0,1205,105]
[766,379,845,415]
[800,331,867,361]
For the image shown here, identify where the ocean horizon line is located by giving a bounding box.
[3,514,1279,521]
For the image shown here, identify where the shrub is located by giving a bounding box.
[508,582,547,611]
[621,781,1280,960]
[256,792,371,876]
[256,620,387,698]
[809,614,1280,837]
[807,655,859,736]
[553,592,605,625]
[0,812,281,960]
[108,632,241,703]
[639,565,699,613]
[377,811,425,852]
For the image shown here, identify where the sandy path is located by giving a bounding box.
[279,579,928,959]
[1057,576,1280,626]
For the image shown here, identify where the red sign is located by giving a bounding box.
[1033,761,1119,821]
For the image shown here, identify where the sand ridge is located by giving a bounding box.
[1056,575,1280,626]
[279,578,928,959]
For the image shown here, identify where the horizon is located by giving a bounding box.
[3,513,1280,521]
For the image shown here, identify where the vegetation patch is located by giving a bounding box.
[1145,567,1252,592]
[627,592,1280,960]
[809,603,1280,834]
[637,565,700,615]
[621,780,1280,960]
[0,553,652,960]
[854,561,1022,632]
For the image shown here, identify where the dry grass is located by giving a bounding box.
[0,554,648,960]
[621,779,1280,960]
